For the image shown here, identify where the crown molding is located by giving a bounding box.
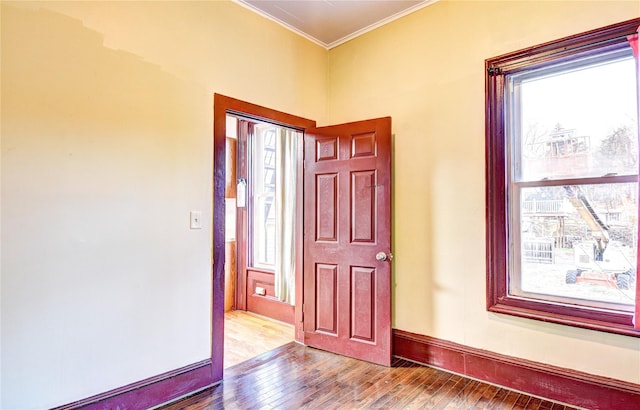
[233,0,438,50]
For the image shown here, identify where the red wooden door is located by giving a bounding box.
[303,117,392,366]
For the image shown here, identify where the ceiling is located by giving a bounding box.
[236,0,437,49]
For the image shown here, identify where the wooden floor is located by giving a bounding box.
[161,342,577,410]
[224,310,294,368]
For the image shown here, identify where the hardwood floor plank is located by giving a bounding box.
[298,359,372,407]
[394,370,448,408]
[448,379,481,409]
[440,378,481,409]
[487,387,512,409]
[425,374,470,409]
[271,350,358,408]
[343,360,420,408]
[504,390,522,407]
[402,371,457,408]
[365,362,427,408]
[387,363,443,408]
[513,392,533,410]
[526,397,544,409]
[388,365,439,408]
[160,340,578,410]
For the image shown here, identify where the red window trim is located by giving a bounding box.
[630,25,640,330]
[485,18,640,337]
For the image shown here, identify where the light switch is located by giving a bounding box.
[190,211,202,229]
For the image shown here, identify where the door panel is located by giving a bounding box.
[350,266,375,342]
[352,170,376,243]
[316,174,338,241]
[315,263,338,334]
[303,117,392,366]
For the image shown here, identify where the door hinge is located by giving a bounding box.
[301,303,305,322]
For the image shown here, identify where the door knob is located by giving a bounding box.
[376,251,393,262]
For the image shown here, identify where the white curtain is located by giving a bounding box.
[274,127,299,305]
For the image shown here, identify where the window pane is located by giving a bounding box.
[515,55,638,181]
[251,127,277,268]
[514,183,637,307]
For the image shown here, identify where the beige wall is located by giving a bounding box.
[2,0,640,408]
[327,0,640,384]
[0,1,326,408]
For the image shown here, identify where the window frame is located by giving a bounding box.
[485,18,640,337]
[248,124,278,270]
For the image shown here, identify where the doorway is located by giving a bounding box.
[212,94,392,379]
[222,114,300,367]
[212,97,315,376]
[225,115,302,323]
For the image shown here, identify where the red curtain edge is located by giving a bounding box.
[630,27,640,330]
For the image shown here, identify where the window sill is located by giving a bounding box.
[488,297,640,337]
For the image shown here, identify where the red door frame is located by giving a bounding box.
[212,94,316,376]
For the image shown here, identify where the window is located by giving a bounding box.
[486,19,640,335]
[250,124,278,268]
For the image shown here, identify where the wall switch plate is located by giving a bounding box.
[190,211,202,229]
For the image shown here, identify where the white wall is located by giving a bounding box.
[0,2,326,408]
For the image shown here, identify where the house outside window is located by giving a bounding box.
[486,19,640,335]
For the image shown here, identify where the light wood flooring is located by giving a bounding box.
[162,339,577,410]
[223,310,294,369]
